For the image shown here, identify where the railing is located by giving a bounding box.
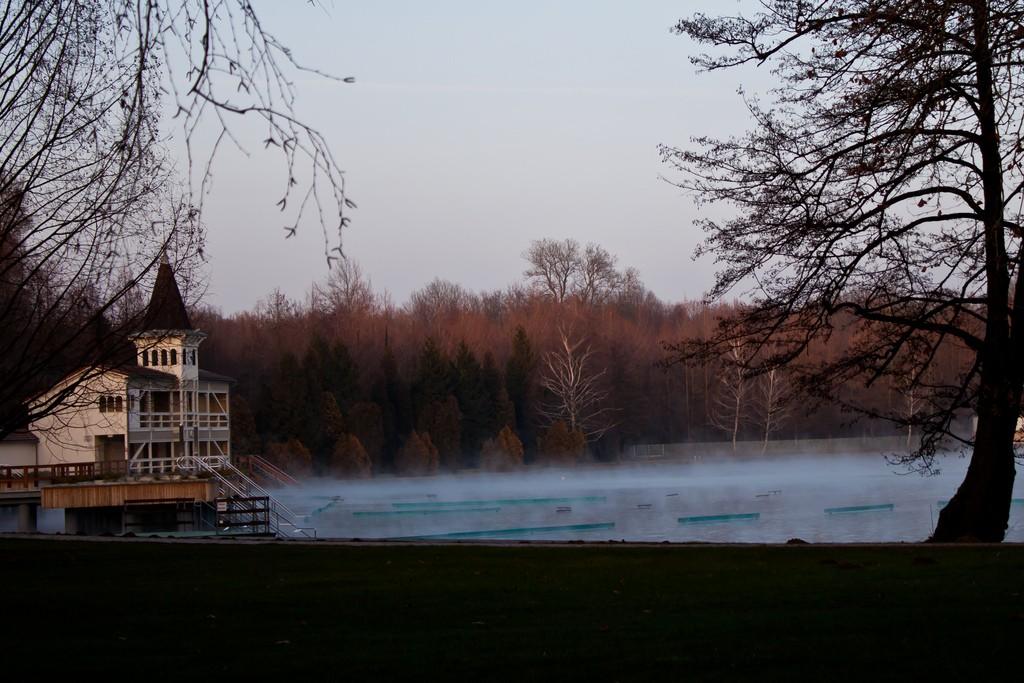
[136,412,228,429]
[235,454,301,487]
[0,457,217,489]
[175,455,315,540]
[128,457,179,475]
[1,461,130,490]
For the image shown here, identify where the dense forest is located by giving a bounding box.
[194,240,973,477]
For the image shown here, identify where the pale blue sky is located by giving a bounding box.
[193,1,768,312]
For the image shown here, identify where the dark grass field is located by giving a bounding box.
[2,538,1023,680]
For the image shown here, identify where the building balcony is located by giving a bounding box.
[131,411,229,430]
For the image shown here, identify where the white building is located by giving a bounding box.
[3,255,232,472]
[0,258,313,538]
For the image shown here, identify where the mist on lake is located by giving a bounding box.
[277,451,1024,543]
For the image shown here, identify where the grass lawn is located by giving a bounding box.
[1,538,1022,680]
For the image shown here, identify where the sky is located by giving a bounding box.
[190,1,771,313]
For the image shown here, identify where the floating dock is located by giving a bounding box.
[397,521,615,540]
[353,507,500,517]
[678,512,760,525]
[824,504,894,515]
[392,496,606,509]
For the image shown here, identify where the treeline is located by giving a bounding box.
[194,240,972,477]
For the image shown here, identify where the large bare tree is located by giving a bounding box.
[707,339,753,451]
[539,327,615,441]
[754,365,793,454]
[523,238,581,303]
[324,259,377,315]
[662,1,1024,541]
[523,238,636,305]
[0,1,351,438]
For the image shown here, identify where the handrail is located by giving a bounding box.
[176,455,315,539]
[136,412,229,429]
[1,461,130,490]
[199,456,299,515]
[235,454,301,487]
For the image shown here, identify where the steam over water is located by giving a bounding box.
[279,453,1024,542]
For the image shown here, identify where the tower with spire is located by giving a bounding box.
[132,253,207,384]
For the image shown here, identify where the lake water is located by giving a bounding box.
[277,452,1024,542]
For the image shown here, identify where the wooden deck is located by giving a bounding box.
[41,479,216,509]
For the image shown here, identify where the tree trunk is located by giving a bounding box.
[930,392,1016,542]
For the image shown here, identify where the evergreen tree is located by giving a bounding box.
[316,392,346,472]
[383,344,414,435]
[347,401,385,473]
[505,325,537,443]
[302,335,330,396]
[453,341,492,458]
[266,438,313,477]
[229,394,260,455]
[320,392,346,440]
[395,431,439,476]
[482,351,515,434]
[372,343,411,470]
[412,337,454,413]
[327,340,360,407]
[330,434,372,478]
[304,334,359,410]
[480,426,524,472]
[417,395,461,470]
[538,421,585,466]
[268,351,310,442]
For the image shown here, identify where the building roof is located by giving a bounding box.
[2,428,38,443]
[198,368,236,384]
[112,365,235,385]
[115,365,178,383]
[114,365,235,385]
[141,256,193,331]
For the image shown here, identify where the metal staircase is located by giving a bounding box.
[176,455,316,539]
[234,453,301,487]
